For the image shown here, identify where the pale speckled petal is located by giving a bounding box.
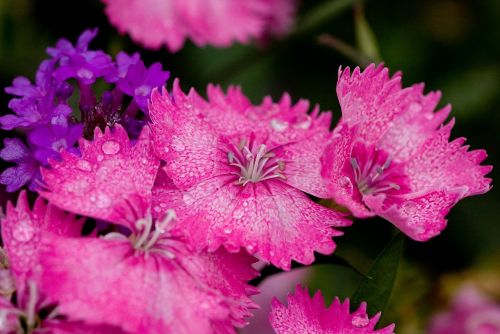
[269,285,395,334]
[0,192,83,290]
[40,125,159,228]
[167,176,349,270]
[364,190,462,241]
[38,234,258,334]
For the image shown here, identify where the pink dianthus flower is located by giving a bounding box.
[101,0,296,52]
[39,125,258,334]
[0,192,126,333]
[321,64,492,241]
[269,285,395,334]
[428,285,500,334]
[149,81,350,270]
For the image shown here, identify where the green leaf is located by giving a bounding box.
[351,232,404,315]
[354,4,382,62]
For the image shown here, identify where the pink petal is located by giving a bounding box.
[364,190,462,241]
[405,120,492,197]
[321,124,375,217]
[40,125,159,228]
[269,285,395,334]
[101,0,296,52]
[162,175,349,270]
[0,192,83,290]
[37,234,257,334]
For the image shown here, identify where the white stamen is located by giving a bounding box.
[228,141,285,186]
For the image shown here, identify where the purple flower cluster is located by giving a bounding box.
[0,29,169,192]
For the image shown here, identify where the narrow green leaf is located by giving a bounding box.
[351,232,404,314]
[354,4,382,62]
[294,0,355,35]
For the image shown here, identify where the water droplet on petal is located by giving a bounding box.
[351,314,370,327]
[246,244,255,252]
[13,220,35,242]
[95,193,111,209]
[96,155,104,162]
[402,202,418,215]
[339,176,354,194]
[294,116,312,130]
[182,193,194,205]
[102,140,121,155]
[223,227,232,234]
[76,160,92,172]
[270,118,289,132]
[171,136,185,152]
[232,208,244,220]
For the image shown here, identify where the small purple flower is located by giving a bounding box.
[0,28,169,193]
[49,28,116,85]
[117,60,170,112]
[28,120,83,165]
[0,139,40,192]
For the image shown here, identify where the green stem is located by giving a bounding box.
[294,0,355,36]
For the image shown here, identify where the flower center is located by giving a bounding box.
[104,210,177,258]
[349,143,407,196]
[227,139,286,186]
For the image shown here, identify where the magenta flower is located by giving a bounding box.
[149,81,350,270]
[269,285,395,334]
[39,125,258,333]
[321,64,492,241]
[428,285,500,334]
[0,192,125,333]
[101,0,296,52]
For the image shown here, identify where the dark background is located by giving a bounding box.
[1,0,498,332]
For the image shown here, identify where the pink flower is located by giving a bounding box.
[321,64,492,241]
[149,81,350,270]
[428,285,500,334]
[39,125,258,333]
[0,192,125,333]
[101,0,296,52]
[269,285,395,334]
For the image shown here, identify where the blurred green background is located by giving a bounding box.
[0,0,499,333]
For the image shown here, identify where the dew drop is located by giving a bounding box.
[232,208,244,220]
[223,227,232,234]
[76,160,92,172]
[102,140,121,155]
[95,193,111,209]
[270,118,289,132]
[13,221,35,242]
[402,202,418,215]
[182,193,194,205]
[96,155,104,162]
[171,136,185,152]
[294,116,312,130]
[246,244,255,252]
[351,314,369,327]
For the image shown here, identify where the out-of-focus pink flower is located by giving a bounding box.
[101,0,296,52]
[39,125,258,333]
[149,81,350,270]
[269,285,395,334]
[428,285,500,334]
[321,64,492,241]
